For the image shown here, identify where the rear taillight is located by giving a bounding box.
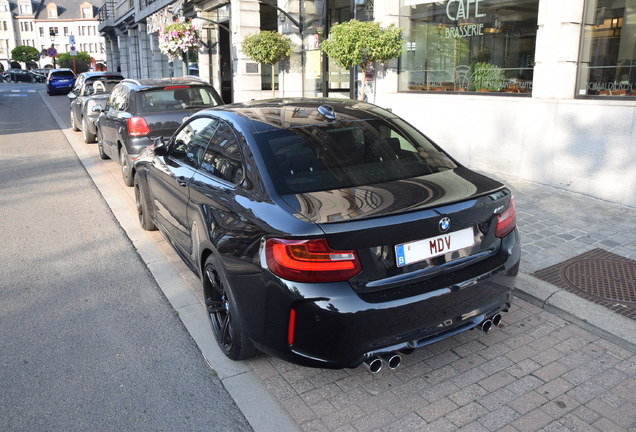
[127,117,150,136]
[495,196,517,238]
[265,238,362,283]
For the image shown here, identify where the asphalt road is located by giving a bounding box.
[0,82,252,431]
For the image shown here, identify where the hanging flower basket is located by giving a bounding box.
[158,20,200,61]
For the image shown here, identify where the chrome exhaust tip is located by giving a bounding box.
[492,313,502,327]
[481,319,493,333]
[364,357,383,374]
[381,353,402,370]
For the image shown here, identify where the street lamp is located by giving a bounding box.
[49,29,56,68]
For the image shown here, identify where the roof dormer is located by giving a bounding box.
[18,0,32,15]
[46,2,58,18]
[80,2,93,19]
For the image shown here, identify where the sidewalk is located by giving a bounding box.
[501,174,636,349]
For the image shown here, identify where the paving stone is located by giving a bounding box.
[477,406,520,430]
[478,387,517,411]
[381,413,427,432]
[507,359,541,378]
[541,395,580,419]
[446,402,488,428]
[351,408,396,432]
[511,408,554,432]
[508,391,549,415]
[416,398,460,423]
[536,378,573,399]
[282,396,317,424]
[448,384,489,407]
[479,371,517,392]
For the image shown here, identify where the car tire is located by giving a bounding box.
[120,146,134,187]
[82,117,95,143]
[203,256,256,361]
[71,111,79,131]
[133,175,156,231]
[97,130,110,160]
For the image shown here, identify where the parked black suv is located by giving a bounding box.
[94,77,223,186]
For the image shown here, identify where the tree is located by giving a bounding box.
[320,20,403,101]
[242,31,294,97]
[57,52,92,73]
[11,45,40,64]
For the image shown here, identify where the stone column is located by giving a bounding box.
[232,0,261,101]
[533,0,585,99]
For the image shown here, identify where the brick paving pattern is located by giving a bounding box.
[250,300,636,431]
[248,175,636,431]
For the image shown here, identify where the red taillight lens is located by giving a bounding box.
[495,196,517,238]
[265,238,362,283]
[127,116,150,136]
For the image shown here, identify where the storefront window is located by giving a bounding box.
[577,0,636,97]
[399,0,538,94]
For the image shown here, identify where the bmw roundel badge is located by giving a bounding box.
[439,217,451,232]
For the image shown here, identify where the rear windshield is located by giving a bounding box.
[83,78,122,95]
[51,71,75,78]
[135,86,221,113]
[254,118,458,194]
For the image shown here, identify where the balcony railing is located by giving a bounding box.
[97,1,115,22]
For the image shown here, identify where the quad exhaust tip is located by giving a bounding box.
[364,353,402,373]
[364,357,383,374]
[481,313,503,333]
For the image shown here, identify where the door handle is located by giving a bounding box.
[177,176,188,187]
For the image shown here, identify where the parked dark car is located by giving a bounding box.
[46,69,76,95]
[30,68,49,83]
[69,72,124,143]
[94,77,223,186]
[3,69,35,83]
[132,98,521,371]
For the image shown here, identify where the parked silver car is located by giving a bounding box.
[68,72,124,143]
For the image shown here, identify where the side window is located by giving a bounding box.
[171,117,219,168]
[106,87,123,111]
[200,121,244,184]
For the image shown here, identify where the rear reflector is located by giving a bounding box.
[265,238,361,283]
[287,308,296,346]
[495,196,517,238]
[127,116,150,137]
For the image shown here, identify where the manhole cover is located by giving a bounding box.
[533,249,636,321]
[561,259,636,303]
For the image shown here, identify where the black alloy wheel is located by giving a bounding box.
[82,117,95,143]
[97,130,109,160]
[133,175,156,231]
[203,257,256,361]
[120,146,133,187]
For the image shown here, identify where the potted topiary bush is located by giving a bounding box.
[320,19,403,101]
[242,30,294,98]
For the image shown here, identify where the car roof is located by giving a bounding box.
[79,71,123,78]
[121,76,210,91]
[198,98,399,133]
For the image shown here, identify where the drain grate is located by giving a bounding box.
[533,249,636,320]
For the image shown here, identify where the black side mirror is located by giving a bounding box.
[152,136,167,156]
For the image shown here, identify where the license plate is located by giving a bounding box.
[395,227,474,267]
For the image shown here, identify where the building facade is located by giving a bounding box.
[0,0,106,71]
[98,0,635,207]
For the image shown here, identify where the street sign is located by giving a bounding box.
[47,47,57,57]
[69,35,76,45]
[70,45,77,56]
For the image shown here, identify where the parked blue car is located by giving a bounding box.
[46,69,76,95]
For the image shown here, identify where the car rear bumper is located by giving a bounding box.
[232,228,520,369]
